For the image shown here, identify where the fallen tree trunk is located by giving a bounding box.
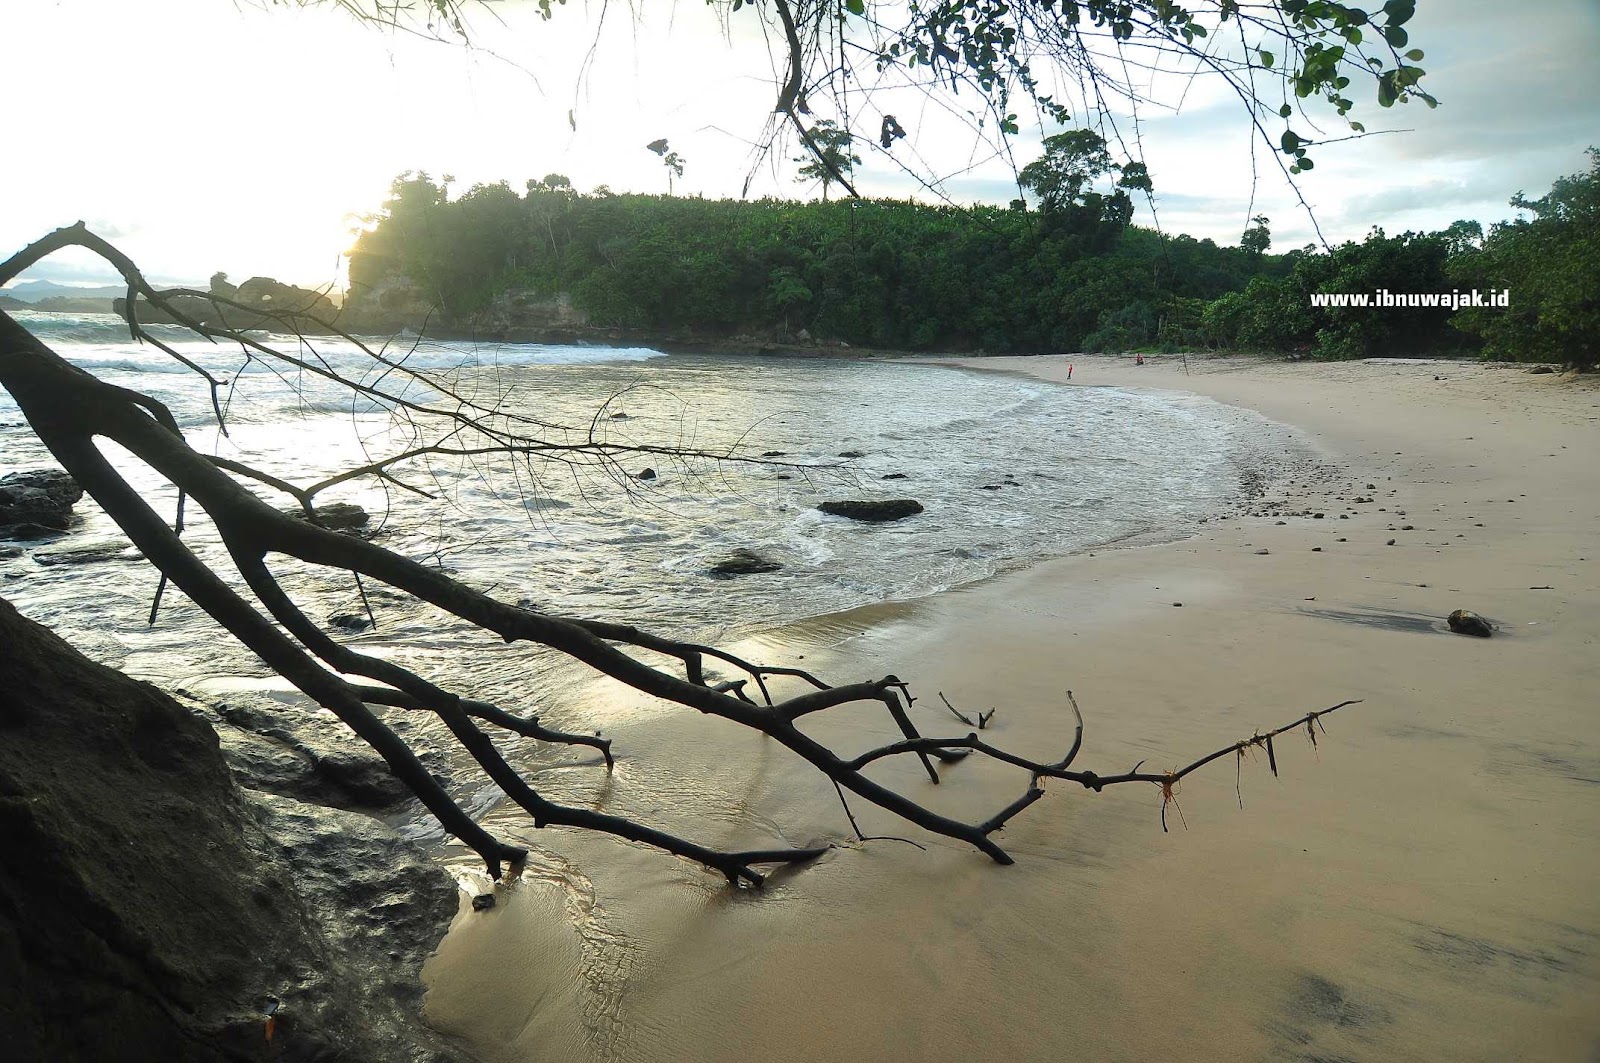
[1,223,1359,891]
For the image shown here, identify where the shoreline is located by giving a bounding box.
[423,353,1598,1062]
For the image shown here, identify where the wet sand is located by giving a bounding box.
[423,354,1600,1062]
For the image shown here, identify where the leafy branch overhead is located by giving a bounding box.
[313,1,1437,216]
[766,0,1435,206]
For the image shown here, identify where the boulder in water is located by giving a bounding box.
[709,548,784,578]
[818,499,924,522]
[0,468,82,535]
[284,501,371,533]
[32,543,140,567]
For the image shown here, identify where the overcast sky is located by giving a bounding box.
[2,0,1596,290]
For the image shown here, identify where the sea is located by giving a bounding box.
[1,309,1305,765]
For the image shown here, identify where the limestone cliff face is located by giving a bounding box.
[469,288,589,335]
[343,253,437,331]
[0,596,470,1063]
[342,251,590,337]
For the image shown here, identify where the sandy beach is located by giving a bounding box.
[423,354,1600,1063]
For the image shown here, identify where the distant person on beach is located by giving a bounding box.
[1135,354,1145,366]
[1067,363,1073,379]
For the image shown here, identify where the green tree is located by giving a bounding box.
[1018,130,1115,213]
[1241,215,1272,257]
[1451,149,1599,370]
[645,138,686,195]
[793,120,861,201]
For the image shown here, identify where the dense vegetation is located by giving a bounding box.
[350,147,1598,368]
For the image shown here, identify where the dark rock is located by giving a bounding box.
[1447,609,1493,638]
[0,545,22,560]
[637,468,657,481]
[610,412,629,419]
[818,499,924,522]
[118,278,337,331]
[760,451,788,458]
[285,501,370,532]
[246,789,463,1052]
[708,548,784,578]
[0,595,468,1062]
[328,611,374,633]
[212,698,413,810]
[1528,364,1555,374]
[881,473,909,480]
[33,543,140,567]
[837,450,867,459]
[980,484,1004,491]
[0,468,82,531]
[471,894,497,912]
[0,521,65,541]
[1386,539,1397,546]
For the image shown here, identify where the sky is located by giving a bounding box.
[2,0,1596,291]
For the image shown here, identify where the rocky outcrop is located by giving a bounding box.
[32,296,117,314]
[233,277,338,321]
[343,251,595,338]
[191,696,427,811]
[0,596,470,1062]
[817,499,925,522]
[0,468,83,539]
[469,289,589,335]
[341,255,436,332]
[115,277,337,332]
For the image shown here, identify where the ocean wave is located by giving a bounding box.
[17,309,667,371]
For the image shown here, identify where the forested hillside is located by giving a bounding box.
[346,148,1597,367]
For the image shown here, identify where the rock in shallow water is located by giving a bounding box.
[32,542,141,567]
[817,499,924,522]
[0,468,83,538]
[283,500,371,533]
[708,548,784,578]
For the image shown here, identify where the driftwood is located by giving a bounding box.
[1,223,1359,886]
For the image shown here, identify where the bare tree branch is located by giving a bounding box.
[1,225,1362,887]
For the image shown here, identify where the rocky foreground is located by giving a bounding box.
[0,595,471,1062]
